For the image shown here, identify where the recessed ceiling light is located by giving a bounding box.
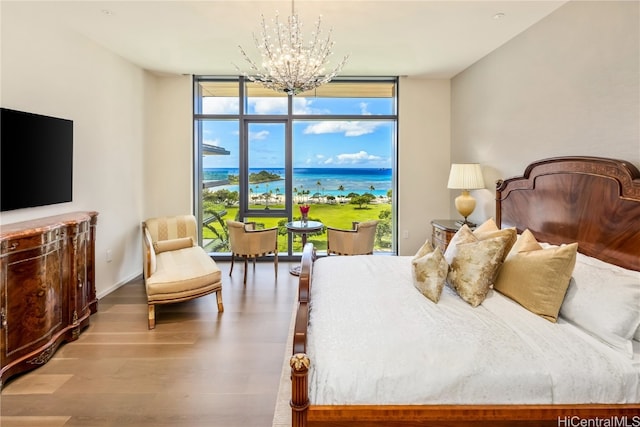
[101,9,114,16]
[493,12,505,20]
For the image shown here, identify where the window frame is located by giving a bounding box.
[193,76,399,257]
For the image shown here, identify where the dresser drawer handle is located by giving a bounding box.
[9,242,19,250]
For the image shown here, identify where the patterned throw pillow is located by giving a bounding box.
[444,220,516,266]
[412,246,448,303]
[447,234,515,307]
[443,225,477,264]
[442,220,517,307]
[413,239,435,261]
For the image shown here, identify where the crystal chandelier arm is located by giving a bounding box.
[235,2,349,95]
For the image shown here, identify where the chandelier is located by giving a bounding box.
[236,1,349,96]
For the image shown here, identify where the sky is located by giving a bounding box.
[201,95,395,169]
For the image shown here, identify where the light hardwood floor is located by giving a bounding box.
[1,260,298,427]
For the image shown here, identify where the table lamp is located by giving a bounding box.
[447,163,485,227]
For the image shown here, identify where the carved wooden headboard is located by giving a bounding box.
[496,156,640,271]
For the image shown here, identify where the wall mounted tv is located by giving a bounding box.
[1,108,73,212]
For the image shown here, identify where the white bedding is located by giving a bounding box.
[307,255,640,405]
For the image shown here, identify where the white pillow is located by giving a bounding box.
[559,253,640,358]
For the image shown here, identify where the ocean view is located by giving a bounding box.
[204,168,392,197]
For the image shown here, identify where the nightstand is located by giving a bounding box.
[430,219,463,253]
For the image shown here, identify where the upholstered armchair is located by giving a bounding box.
[326,220,379,255]
[142,215,223,329]
[226,220,278,284]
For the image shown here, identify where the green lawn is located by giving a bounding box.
[203,201,391,253]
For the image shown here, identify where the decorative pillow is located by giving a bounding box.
[445,219,517,262]
[505,229,542,260]
[472,222,517,261]
[560,252,640,357]
[154,237,194,253]
[494,242,578,323]
[443,225,476,265]
[412,247,448,303]
[473,218,499,234]
[446,234,514,307]
[413,239,435,261]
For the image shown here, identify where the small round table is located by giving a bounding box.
[285,220,323,276]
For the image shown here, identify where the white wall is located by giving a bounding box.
[143,75,193,220]
[397,78,451,255]
[0,3,147,297]
[451,0,640,223]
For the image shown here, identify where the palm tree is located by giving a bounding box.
[369,185,375,192]
[338,185,345,203]
[316,181,322,200]
[264,184,271,209]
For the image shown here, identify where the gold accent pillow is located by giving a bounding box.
[473,217,499,234]
[494,242,578,322]
[412,246,448,303]
[154,237,194,254]
[505,229,542,260]
[447,234,515,307]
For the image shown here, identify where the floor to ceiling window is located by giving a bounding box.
[194,77,398,257]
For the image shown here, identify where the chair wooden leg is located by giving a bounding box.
[243,257,248,284]
[229,255,234,276]
[216,290,224,312]
[274,252,278,278]
[148,304,156,330]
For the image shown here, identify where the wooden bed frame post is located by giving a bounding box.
[290,353,310,427]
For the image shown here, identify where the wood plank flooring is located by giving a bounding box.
[1,260,298,427]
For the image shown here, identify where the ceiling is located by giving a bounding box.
[4,1,568,78]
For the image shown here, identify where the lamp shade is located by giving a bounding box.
[447,164,485,190]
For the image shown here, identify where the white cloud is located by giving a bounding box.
[293,98,333,115]
[293,98,313,114]
[360,102,372,116]
[303,121,380,137]
[202,97,239,114]
[249,98,288,114]
[249,130,269,140]
[317,150,384,165]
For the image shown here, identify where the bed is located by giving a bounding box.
[289,156,640,426]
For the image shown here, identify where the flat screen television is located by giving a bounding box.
[1,108,73,212]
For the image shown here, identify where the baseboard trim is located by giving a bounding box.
[97,272,142,299]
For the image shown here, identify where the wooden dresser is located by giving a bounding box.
[0,211,98,387]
